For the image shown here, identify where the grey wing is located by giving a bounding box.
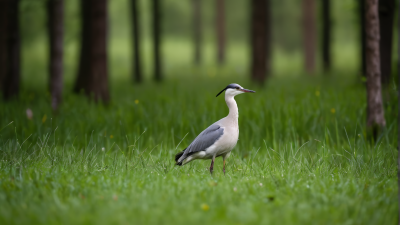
[182,124,224,157]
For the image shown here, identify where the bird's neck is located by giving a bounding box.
[225,95,239,121]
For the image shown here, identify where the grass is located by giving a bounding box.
[0,71,398,224]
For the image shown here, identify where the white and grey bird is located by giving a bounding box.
[175,83,255,174]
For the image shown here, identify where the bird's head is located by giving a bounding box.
[216,83,255,97]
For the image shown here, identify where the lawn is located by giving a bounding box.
[0,71,398,224]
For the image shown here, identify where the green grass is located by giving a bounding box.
[0,72,398,224]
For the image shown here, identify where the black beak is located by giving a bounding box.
[216,88,256,97]
[241,89,255,93]
[216,88,227,97]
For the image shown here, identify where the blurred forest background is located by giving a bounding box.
[4,0,396,87]
[0,0,398,142]
[0,0,397,142]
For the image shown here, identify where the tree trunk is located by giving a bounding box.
[192,0,202,65]
[250,0,270,83]
[216,0,225,65]
[75,0,89,96]
[47,0,63,111]
[130,0,142,83]
[74,0,109,103]
[1,0,20,100]
[321,0,331,72]
[360,0,367,77]
[378,0,395,85]
[0,0,9,94]
[365,0,386,138]
[302,0,316,74]
[152,0,162,81]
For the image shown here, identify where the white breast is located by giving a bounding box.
[204,119,239,158]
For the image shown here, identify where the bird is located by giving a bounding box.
[174,83,255,175]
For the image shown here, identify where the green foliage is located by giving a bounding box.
[0,74,397,224]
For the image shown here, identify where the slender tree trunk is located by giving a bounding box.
[74,0,109,103]
[365,0,386,138]
[152,0,162,81]
[360,0,367,77]
[5,0,20,99]
[216,0,225,65]
[321,0,331,72]
[302,0,316,74]
[250,0,270,83]
[265,0,271,78]
[130,0,142,83]
[378,0,395,85]
[75,0,89,95]
[0,0,9,94]
[47,0,63,110]
[1,0,20,99]
[192,0,202,65]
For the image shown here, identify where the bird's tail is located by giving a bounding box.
[174,148,186,166]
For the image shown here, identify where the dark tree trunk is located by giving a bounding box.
[192,0,202,65]
[216,0,225,65]
[378,0,395,85]
[321,0,331,72]
[130,0,142,83]
[0,0,9,94]
[74,0,109,103]
[250,0,270,83]
[302,0,316,74]
[75,0,89,96]
[365,0,386,138]
[47,0,63,110]
[360,0,367,77]
[152,0,162,81]
[1,0,20,99]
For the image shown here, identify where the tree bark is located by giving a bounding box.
[365,0,386,137]
[0,0,9,94]
[130,0,142,83]
[360,0,367,77]
[216,0,225,65]
[302,0,316,74]
[321,0,331,72]
[75,0,89,96]
[47,0,63,110]
[74,0,109,103]
[250,0,270,83]
[152,0,162,81]
[1,0,20,100]
[192,0,202,65]
[378,0,395,85]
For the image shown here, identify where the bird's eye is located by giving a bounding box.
[236,87,240,90]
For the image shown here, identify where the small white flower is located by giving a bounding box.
[259,183,263,186]
[102,147,105,151]
[233,187,237,192]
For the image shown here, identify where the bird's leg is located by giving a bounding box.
[223,159,226,175]
[209,156,215,175]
